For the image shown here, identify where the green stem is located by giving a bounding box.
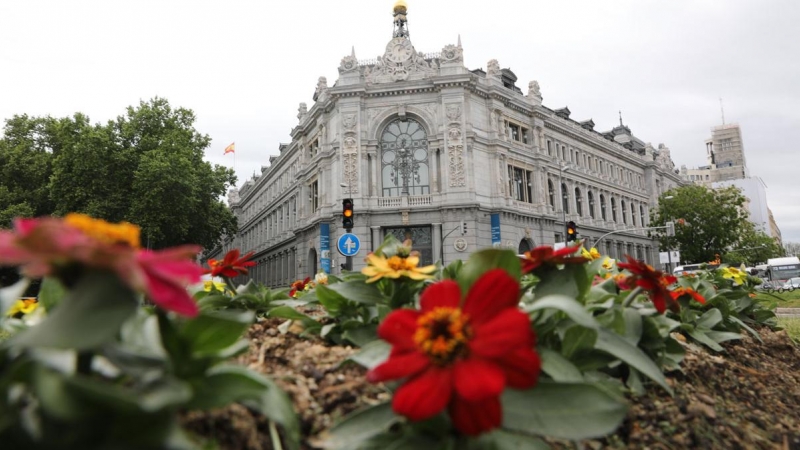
[224,277,238,295]
[268,421,283,450]
[76,351,93,375]
[622,286,644,308]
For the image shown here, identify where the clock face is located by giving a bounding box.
[385,38,413,63]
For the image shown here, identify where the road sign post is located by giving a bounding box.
[337,233,361,272]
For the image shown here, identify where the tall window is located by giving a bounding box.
[310,180,319,212]
[508,166,533,203]
[631,203,637,227]
[575,188,582,216]
[561,183,569,214]
[600,194,606,220]
[546,140,552,156]
[621,200,627,224]
[548,180,555,206]
[611,198,617,222]
[588,191,595,219]
[640,205,646,226]
[381,118,429,196]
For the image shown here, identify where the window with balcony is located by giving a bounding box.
[380,118,430,196]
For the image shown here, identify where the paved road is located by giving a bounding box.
[775,308,800,318]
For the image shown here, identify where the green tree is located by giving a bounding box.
[650,185,750,264]
[2,98,237,251]
[722,221,783,266]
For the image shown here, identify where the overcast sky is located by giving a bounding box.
[2,1,799,242]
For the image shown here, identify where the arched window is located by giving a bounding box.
[611,198,617,222]
[600,194,607,220]
[548,180,555,206]
[621,200,627,224]
[561,183,569,214]
[575,188,582,216]
[380,118,429,197]
[631,203,637,227]
[588,191,595,219]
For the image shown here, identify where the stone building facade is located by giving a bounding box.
[209,3,684,287]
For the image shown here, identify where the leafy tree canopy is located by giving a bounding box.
[0,98,237,251]
[649,185,751,264]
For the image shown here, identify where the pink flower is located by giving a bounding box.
[0,214,202,316]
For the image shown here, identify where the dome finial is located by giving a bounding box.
[393,0,409,38]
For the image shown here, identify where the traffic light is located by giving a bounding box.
[342,198,354,229]
[461,221,468,235]
[666,221,675,237]
[566,221,578,242]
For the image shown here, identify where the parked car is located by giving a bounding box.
[782,277,800,291]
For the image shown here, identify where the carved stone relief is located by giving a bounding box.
[343,153,359,193]
[487,59,501,81]
[365,37,438,84]
[342,114,357,131]
[422,103,438,121]
[440,43,463,64]
[448,144,465,187]
[446,104,462,123]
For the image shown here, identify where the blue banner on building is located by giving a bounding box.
[320,223,331,274]
[490,214,501,247]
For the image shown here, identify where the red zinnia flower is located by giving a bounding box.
[617,255,678,313]
[520,244,587,274]
[0,215,203,317]
[289,277,312,297]
[204,249,256,278]
[670,286,706,305]
[367,269,541,436]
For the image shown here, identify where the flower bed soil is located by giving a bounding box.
[182,318,800,450]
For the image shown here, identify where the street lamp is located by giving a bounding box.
[663,195,675,272]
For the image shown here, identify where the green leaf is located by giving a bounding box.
[532,266,582,300]
[348,339,391,369]
[728,316,762,342]
[38,277,67,311]
[321,402,401,449]
[315,284,350,316]
[539,348,583,382]
[622,307,643,345]
[458,249,521,293]
[10,271,138,350]
[695,308,723,330]
[342,324,379,347]
[593,327,673,395]
[705,330,742,344]
[560,325,597,359]
[687,329,724,352]
[502,381,628,440]
[179,309,254,356]
[268,306,316,322]
[323,281,385,306]
[187,365,275,410]
[525,295,599,329]
[477,429,550,450]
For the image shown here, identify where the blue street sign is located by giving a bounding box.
[337,233,361,257]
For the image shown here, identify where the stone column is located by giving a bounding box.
[432,223,443,264]
[371,226,382,252]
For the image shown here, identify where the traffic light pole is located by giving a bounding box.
[345,228,353,271]
[440,224,464,266]
[591,224,672,258]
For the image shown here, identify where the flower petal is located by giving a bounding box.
[419,280,461,312]
[377,309,421,351]
[470,309,533,358]
[494,347,541,389]
[448,395,502,436]
[392,367,453,422]
[367,351,430,383]
[462,269,520,325]
[453,358,505,401]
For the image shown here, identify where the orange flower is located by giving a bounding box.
[617,255,678,313]
[670,286,706,305]
[519,244,587,274]
[204,249,256,278]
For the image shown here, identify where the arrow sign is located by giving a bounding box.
[337,233,361,257]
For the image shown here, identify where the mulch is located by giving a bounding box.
[181,318,800,450]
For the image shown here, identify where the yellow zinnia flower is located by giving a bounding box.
[720,267,746,285]
[6,298,39,317]
[203,280,228,293]
[601,257,615,270]
[362,253,437,283]
[581,247,602,260]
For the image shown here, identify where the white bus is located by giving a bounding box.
[765,256,800,284]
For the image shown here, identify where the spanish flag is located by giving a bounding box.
[224,142,235,155]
